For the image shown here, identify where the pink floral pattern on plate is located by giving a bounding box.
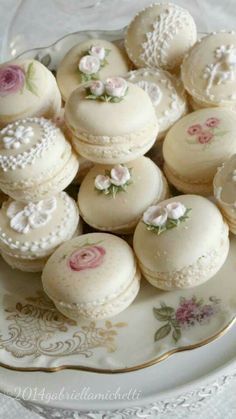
[69,245,106,272]
[153,296,220,343]
[186,117,228,146]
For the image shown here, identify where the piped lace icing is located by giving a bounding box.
[140,5,191,68]
[135,80,162,105]
[0,117,58,172]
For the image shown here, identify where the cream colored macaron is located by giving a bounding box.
[133,195,229,290]
[214,154,236,234]
[125,2,197,71]
[125,68,187,139]
[57,39,130,102]
[163,108,236,196]
[65,77,158,164]
[78,157,169,234]
[0,192,81,272]
[182,31,236,108]
[42,233,141,320]
[0,117,79,202]
[0,59,61,128]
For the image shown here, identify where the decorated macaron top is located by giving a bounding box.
[181,31,236,104]
[125,2,197,70]
[125,68,187,137]
[0,192,79,258]
[42,233,137,305]
[134,195,227,273]
[0,117,72,183]
[163,107,236,181]
[94,164,132,198]
[57,39,130,101]
[214,154,236,211]
[143,201,191,235]
[0,61,38,97]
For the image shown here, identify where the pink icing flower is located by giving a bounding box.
[197,131,213,144]
[187,124,202,135]
[69,245,106,272]
[205,117,220,128]
[0,65,25,96]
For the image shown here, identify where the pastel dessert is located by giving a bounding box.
[65,77,159,164]
[78,157,169,234]
[125,68,187,139]
[125,3,197,71]
[181,31,236,108]
[42,233,141,320]
[0,59,61,128]
[57,39,130,102]
[214,154,236,234]
[133,195,229,290]
[0,192,81,272]
[0,117,79,202]
[163,108,236,196]
[73,155,94,185]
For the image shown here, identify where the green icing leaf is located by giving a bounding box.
[25,63,38,96]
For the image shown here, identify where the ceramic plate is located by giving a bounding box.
[0,29,232,374]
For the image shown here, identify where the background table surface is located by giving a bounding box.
[0,0,236,418]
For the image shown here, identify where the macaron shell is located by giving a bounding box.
[181,32,236,104]
[163,108,236,182]
[78,157,167,232]
[133,195,228,273]
[57,39,130,102]
[42,233,138,305]
[0,59,61,126]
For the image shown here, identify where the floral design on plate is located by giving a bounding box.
[0,124,34,150]
[6,197,57,234]
[78,45,110,82]
[0,291,127,358]
[94,164,132,198]
[153,296,221,343]
[85,77,128,103]
[69,245,106,272]
[0,62,38,97]
[143,202,191,235]
[203,44,236,94]
[187,117,228,145]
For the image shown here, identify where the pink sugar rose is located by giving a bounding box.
[197,131,213,144]
[0,65,25,96]
[69,245,106,272]
[205,117,220,128]
[187,124,202,135]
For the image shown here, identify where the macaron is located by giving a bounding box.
[0,59,61,128]
[163,108,236,195]
[125,68,187,139]
[78,157,169,234]
[65,77,159,164]
[125,3,197,71]
[133,195,229,290]
[0,117,79,202]
[0,192,81,272]
[57,39,130,102]
[42,233,141,320]
[181,31,236,108]
[214,154,236,234]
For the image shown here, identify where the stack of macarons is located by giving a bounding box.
[0,2,234,323]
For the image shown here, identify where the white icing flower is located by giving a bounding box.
[6,197,57,234]
[90,80,105,96]
[78,55,100,75]
[166,202,186,220]
[110,164,131,186]
[1,125,34,150]
[136,80,162,106]
[94,175,111,191]
[105,77,128,98]
[89,46,106,61]
[143,205,168,227]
